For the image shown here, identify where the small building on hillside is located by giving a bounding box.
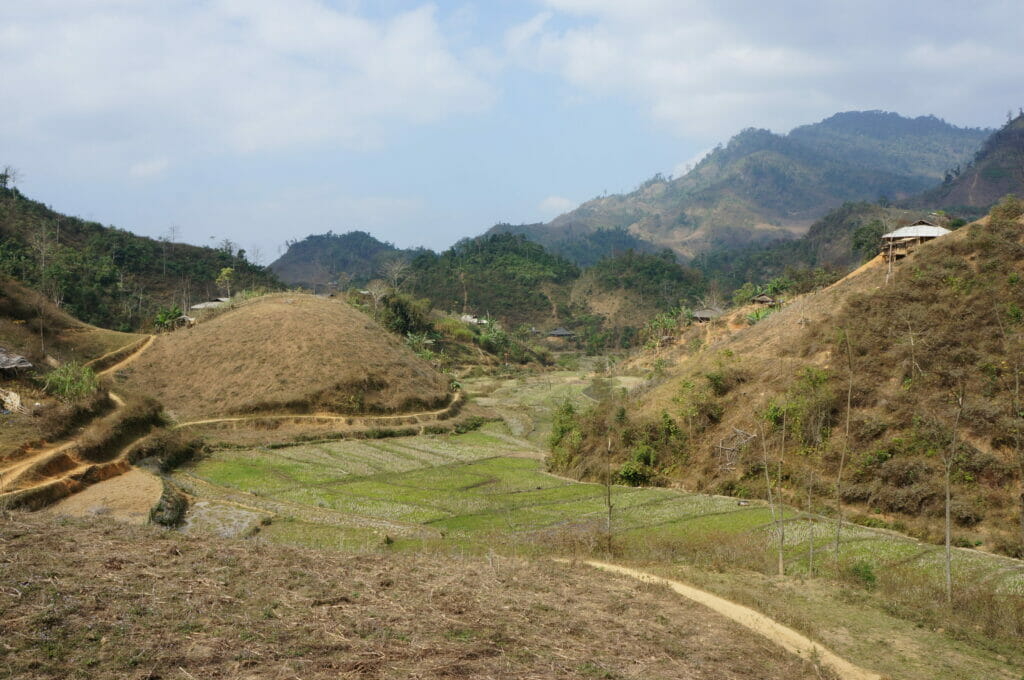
[881,221,951,261]
[751,294,778,306]
[692,308,722,323]
[189,297,230,311]
[547,327,575,339]
[0,348,33,378]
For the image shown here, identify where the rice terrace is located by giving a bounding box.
[4,12,1024,676]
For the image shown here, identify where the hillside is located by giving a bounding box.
[693,202,943,293]
[916,113,1024,213]
[492,111,989,260]
[0,186,282,330]
[554,198,1024,557]
[0,513,829,680]
[270,230,420,289]
[116,294,452,421]
[0,276,142,367]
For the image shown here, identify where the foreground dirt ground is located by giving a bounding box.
[0,513,833,680]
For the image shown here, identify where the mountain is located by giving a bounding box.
[491,111,990,260]
[0,186,281,331]
[914,113,1024,213]
[269,230,421,290]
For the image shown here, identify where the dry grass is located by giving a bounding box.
[578,211,1024,554]
[118,294,451,421]
[0,512,831,680]
[0,276,143,366]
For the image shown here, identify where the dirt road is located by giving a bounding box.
[566,559,882,680]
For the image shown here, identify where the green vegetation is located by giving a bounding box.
[405,233,578,326]
[269,230,420,289]
[42,362,100,401]
[0,186,281,330]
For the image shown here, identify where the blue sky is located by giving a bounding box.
[2,1,1021,262]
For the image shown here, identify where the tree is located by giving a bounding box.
[835,330,854,567]
[942,384,966,604]
[381,257,410,292]
[215,267,235,298]
[365,279,388,309]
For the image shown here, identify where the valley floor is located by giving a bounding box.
[6,363,1024,679]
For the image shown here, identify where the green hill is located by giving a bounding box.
[0,186,281,330]
[492,111,989,260]
[269,230,421,290]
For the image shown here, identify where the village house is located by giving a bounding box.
[881,221,952,261]
[692,308,722,323]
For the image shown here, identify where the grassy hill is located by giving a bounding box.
[0,186,282,331]
[492,111,989,261]
[269,230,421,290]
[555,198,1024,557]
[116,294,452,421]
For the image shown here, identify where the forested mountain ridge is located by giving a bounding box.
[913,112,1024,213]
[269,230,421,290]
[0,186,281,330]
[491,111,990,261]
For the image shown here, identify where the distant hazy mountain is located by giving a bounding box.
[913,113,1024,214]
[491,111,990,260]
[269,231,420,289]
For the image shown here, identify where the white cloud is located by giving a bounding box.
[0,2,495,162]
[538,195,577,218]
[508,1,1023,143]
[128,157,169,179]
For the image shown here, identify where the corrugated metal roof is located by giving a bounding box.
[882,225,951,240]
[0,348,33,371]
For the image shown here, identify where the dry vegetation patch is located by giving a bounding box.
[0,513,830,680]
[118,294,451,421]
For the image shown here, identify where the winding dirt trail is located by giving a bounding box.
[564,559,881,680]
[96,334,155,377]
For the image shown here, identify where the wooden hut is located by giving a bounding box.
[881,221,951,261]
[692,308,722,323]
[751,294,777,306]
[547,327,575,339]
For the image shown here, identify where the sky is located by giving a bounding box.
[2,0,1022,263]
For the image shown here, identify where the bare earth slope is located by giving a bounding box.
[0,513,831,680]
[118,294,451,421]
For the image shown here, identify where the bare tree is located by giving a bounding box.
[996,315,1024,548]
[381,258,410,292]
[0,165,20,190]
[759,422,784,576]
[835,330,855,567]
[943,383,966,604]
[365,279,389,309]
[604,436,614,555]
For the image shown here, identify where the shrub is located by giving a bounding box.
[845,560,877,588]
[42,362,100,401]
[618,460,653,486]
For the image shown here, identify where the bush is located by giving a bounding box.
[42,362,99,401]
[845,560,878,589]
[618,460,653,486]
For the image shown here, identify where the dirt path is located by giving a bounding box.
[565,559,882,680]
[43,467,162,524]
[174,391,464,428]
[96,334,155,377]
